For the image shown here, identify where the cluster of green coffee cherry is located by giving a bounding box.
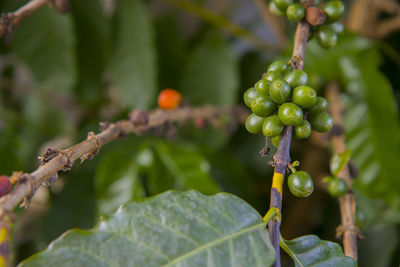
[244,59,333,146]
[268,0,345,49]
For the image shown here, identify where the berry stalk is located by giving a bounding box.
[268,21,311,267]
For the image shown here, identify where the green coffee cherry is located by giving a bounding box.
[245,113,265,134]
[323,0,345,23]
[288,171,314,197]
[328,177,347,197]
[286,4,305,22]
[355,209,366,229]
[327,22,344,34]
[292,85,317,108]
[316,25,338,49]
[267,60,289,75]
[307,96,328,114]
[251,95,277,117]
[243,87,260,108]
[268,1,285,16]
[294,120,311,139]
[278,103,303,126]
[309,111,333,132]
[271,135,281,148]
[269,79,291,104]
[264,71,282,83]
[272,0,294,12]
[284,70,308,88]
[262,115,284,138]
[255,79,270,95]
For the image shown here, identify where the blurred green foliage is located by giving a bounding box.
[0,0,399,266]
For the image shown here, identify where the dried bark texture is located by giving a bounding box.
[0,0,49,38]
[326,83,358,260]
[0,105,247,213]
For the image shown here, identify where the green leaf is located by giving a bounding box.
[70,0,110,106]
[108,0,157,109]
[20,191,275,266]
[180,33,239,105]
[340,54,400,204]
[280,235,356,267]
[95,142,146,215]
[11,4,76,93]
[330,149,352,177]
[155,141,220,195]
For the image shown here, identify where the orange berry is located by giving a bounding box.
[0,176,11,197]
[158,89,182,110]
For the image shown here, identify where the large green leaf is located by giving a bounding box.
[20,191,275,266]
[340,55,400,202]
[10,4,76,93]
[108,0,157,109]
[180,33,239,105]
[280,235,356,267]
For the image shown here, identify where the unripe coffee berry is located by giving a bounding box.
[262,115,284,138]
[278,103,303,126]
[316,25,338,49]
[307,96,328,114]
[328,177,347,197]
[251,95,277,117]
[271,135,281,148]
[323,0,345,23]
[245,114,265,134]
[267,60,289,75]
[292,85,317,108]
[309,111,333,132]
[294,120,311,139]
[255,79,270,95]
[288,171,314,197]
[269,1,285,16]
[284,70,308,88]
[269,79,291,104]
[243,87,260,108]
[272,0,293,12]
[264,71,282,83]
[158,89,182,110]
[355,209,366,229]
[286,4,305,22]
[327,22,344,34]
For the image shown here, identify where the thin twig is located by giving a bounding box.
[326,82,359,260]
[0,0,48,38]
[0,105,248,212]
[268,20,310,267]
[161,0,278,52]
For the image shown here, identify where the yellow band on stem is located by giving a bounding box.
[272,172,284,196]
[0,256,5,267]
[0,228,8,244]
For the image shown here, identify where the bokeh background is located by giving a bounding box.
[0,0,399,265]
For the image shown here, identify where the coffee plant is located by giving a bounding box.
[0,0,400,266]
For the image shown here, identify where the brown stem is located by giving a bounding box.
[0,0,49,38]
[0,105,248,212]
[326,82,359,260]
[268,21,310,267]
